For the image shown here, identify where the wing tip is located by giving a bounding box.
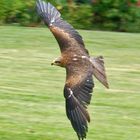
[36,0,61,26]
[65,87,90,140]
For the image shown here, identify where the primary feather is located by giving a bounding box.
[36,0,87,53]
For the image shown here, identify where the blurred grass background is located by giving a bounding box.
[0,0,140,32]
[0,26,140,140]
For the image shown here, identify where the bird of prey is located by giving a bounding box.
[36,0,109,139]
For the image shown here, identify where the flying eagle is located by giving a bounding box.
[36,0,109,139]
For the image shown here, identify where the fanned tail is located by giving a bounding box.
[90,56,109,88]
[36,0,61,26]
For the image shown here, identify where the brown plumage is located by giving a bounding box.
[36,0,109,139]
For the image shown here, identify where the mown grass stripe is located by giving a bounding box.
[0,26,140,140]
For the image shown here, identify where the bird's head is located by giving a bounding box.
[51,57,64,67]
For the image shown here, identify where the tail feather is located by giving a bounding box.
[36,0,61,26]
[90,56,109,88]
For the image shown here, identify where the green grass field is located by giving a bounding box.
[0,26,140,140]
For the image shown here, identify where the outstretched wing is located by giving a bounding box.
[64,59,94,139]
[36,0,88,54]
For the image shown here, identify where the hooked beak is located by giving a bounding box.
[51,57,62,66]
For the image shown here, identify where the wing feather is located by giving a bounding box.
[65,90,89,139]
[36,0,86,53]
[64,61,94,139]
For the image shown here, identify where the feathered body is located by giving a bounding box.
[36,0,109,139]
